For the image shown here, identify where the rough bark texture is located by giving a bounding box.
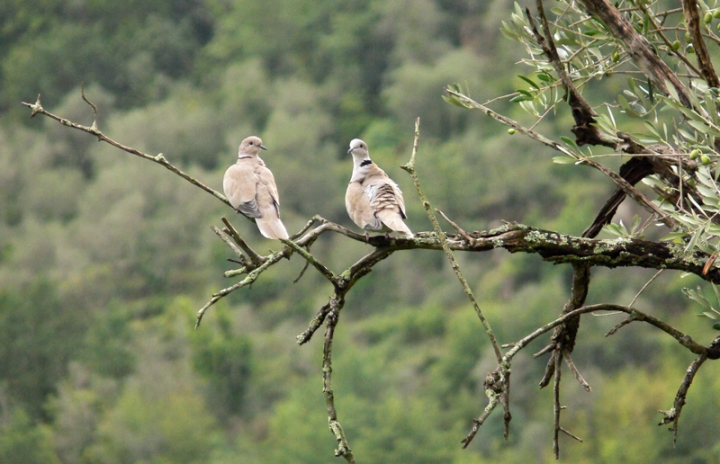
[578,0,692,107]
[387,225,716,283]
[683,0,720,88]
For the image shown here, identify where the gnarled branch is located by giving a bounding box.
[578,0,693,107]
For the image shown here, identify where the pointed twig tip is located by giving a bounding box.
[81,81,99,120]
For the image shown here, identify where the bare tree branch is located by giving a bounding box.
[206,218,720,328]
[210,226,247,264]
[564,354,592,392]
[402,118,510,438]
[528,1,622,149]
[683,0,720,88]
[461,302,719,449]
[538,264,591,389]
[461,369,503,448]
[21,94,232,207]
[577,0,693,108]
[658,352,707,446]
[196,248,288,327]
[281,238,337,283]
[553,348,562,459]
[221,217,266,267]
[444,89,677,230]
[401,118,504,362]
[323,308,356,463]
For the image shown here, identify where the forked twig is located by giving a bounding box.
[658,352,708,445]
[221,217,266,266]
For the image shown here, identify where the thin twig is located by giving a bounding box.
[221,217,266,266]
[560,427,583,442]
[22,93,231,206]
[281,239,337,283]
[629,269,664,307]
[293,260,311,283]
[437,210,474,243]
[80,81,99,130]
[445,89,676,229]
[196,249,287,327]
[292,215,324,240]
[211,226,246,264]
[322,309,356,463]
[553,349,562,459]
[605,315,638,337]
[401,118,504,363]
[402,118,511,445]
[563,353,592,392]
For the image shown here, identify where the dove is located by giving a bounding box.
[345,138,413,238]
[223,136,289,239]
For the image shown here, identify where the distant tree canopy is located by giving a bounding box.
[6,0,720,463]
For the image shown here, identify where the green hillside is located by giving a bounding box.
[1,0,719,462]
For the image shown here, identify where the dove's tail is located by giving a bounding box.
[377,211,413,238]
[256,216,289,240]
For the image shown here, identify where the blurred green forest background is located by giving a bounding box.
[1,0,719,462]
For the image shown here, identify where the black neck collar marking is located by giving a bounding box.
[360,159,373,167]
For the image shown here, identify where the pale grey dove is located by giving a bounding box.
[345,138,413,238]
[223,136,289,239]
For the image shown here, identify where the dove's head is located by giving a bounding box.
[238,136,267,157]
[347,138,369,159]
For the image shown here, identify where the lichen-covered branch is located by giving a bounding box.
[281,238,337,283]
[296,247,395,345]
[460,370,503,448]
[207,220,720,327]
[323,307,355,463]
[195,248,288,327]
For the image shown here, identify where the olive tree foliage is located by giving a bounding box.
[21,0,720,461]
